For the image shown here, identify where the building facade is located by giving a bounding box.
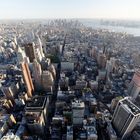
[112,97,140,139]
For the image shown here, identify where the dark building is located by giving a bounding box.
[24,43,36,62]
[25,95,49,135]
[25,95,49,120]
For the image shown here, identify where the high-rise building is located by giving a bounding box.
[0,114,16,139]
[2,82,19,103]
[48,64,56,79]
[106,60,112,77]
[25,96,49,121]
[16,45,29,64]
[98,70,107,81]
[24,43,36,62]
[16,45,25,62]
[41,71,54,91]
[110,96,123,111]
[32,59,42,90]
[59,73,69,91]
[37,36,44,58]
[40,58,51,70]
[128,71,140,99]
[112,97,140,139]
[35,48,43,62]
[25,111,45,135]
[90,46,98,59]
[72,100,85,125]
[21,62,34,97]
[97,51,107,69]
[25,96,49,135]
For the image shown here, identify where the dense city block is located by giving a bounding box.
[0,20,140,140]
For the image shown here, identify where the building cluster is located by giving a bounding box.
[0,20,140,140]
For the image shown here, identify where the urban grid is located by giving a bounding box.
[0,19,140,140]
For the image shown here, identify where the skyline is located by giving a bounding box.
[0,1,140,140]
[0,0,140,20]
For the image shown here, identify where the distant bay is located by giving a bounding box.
[80,19,140,37]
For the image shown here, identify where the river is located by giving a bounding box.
[80,19,140,37]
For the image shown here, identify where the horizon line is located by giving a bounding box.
[0,17,140,21]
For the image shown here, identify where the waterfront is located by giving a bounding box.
[80,19,140,36]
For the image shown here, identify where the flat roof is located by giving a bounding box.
[25,111,42,123]
[72,101,85,108]
[26,96,47,108]
[121,98,140,115]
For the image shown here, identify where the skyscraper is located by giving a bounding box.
[41,71,54,91]
[21,62,34,97]
[97,51,107,69]
[16,45,29,64]
[90,46,98,59]
[32,59,42,90]
[24,43,36,62]
[35,48,43,62]
[2,82,19,103]
[37,35,44,58]
[72,100,85,125]
[112,97,140,139]
[48,64,56,79]
[128,71,140,99]
[25,96,49,135]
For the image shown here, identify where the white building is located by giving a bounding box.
[1,132,20,140]
[16,46,29,64]
[41,71,54,91]
[72,101,85,125]
[61,62,74,71]
[112,97,140,139]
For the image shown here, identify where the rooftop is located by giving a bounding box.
[72,100,85,109]
[25,111,41,124]
[26,96,47,109]
[87,126,97,135]
[121,97,140,115]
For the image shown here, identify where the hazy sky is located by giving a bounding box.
[0,0,139,19]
